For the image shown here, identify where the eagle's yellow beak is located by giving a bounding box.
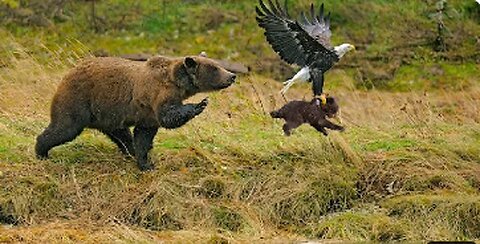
[351,45,356,51]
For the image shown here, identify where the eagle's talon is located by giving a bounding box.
[318,93,327,105]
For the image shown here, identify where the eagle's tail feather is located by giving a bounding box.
[280,67,310,94]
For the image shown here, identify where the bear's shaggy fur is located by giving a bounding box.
[270,97,344,136]
[36,55,236,170]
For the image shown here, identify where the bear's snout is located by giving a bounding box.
[216,72,236,89]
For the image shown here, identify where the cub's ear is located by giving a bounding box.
[184,57,197,70]
[326,97,335,104]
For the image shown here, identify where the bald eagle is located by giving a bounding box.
[256,0,355,97]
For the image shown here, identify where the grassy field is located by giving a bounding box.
[1,0,480,243]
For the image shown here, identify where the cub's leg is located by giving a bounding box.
[310,123,329,136]
[102,128,135,157]
[158,98,208,129]
[319,119,345,132]
[36,119,85,158]
[133,126,158,171]
[282,120,302,136]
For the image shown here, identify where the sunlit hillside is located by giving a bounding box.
[1,0,479,242]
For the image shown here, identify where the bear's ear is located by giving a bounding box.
[184,57,197,70]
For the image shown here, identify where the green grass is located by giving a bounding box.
[383,194,480,240]
[1,0,480,242]
[2,0,480,89]
[1,72,479,241]
[311,211,408,241]
[390,62,479,91]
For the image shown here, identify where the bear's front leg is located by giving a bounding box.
[158,98,208,129]
[133,126,158,171]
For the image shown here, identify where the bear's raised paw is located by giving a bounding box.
[194,98,209,115]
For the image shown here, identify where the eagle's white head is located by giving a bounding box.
[334,43,355,58]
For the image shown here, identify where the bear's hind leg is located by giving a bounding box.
[35,121,85,159]
[102,128,135,157]
[133,126,158,171]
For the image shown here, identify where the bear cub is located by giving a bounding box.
[270,97,344,136]
[36,55,236,171]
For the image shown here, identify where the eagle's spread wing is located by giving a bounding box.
[256,0,336,67]
[299,3,332,49]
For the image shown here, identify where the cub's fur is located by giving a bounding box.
[270,97,344,136]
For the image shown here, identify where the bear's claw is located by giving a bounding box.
[194,98,208,115]
[197,98,208,108]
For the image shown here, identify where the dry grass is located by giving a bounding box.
[1,221,302,243]
[1,34,480,243]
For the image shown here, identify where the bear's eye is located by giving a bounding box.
[208,66,219,75]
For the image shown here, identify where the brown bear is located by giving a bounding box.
[35,55,236,170]
[270,97,344,136]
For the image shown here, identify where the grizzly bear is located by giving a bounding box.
[36,55,236,171]
[270,97,344,136]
